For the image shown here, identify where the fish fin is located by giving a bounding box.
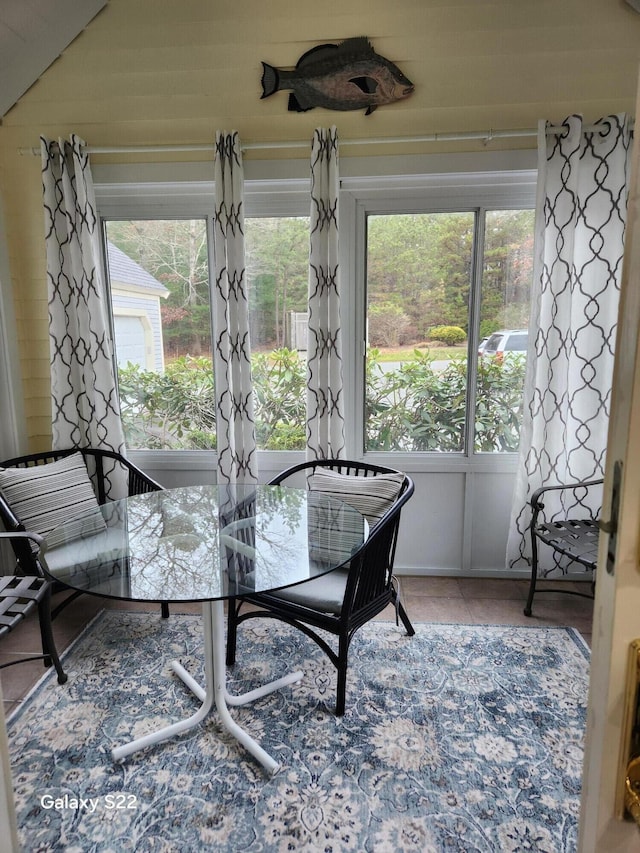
[295,43,340,69]
[288,92,313,112]
[338,36,376,57]
[261,62,280,99]
[349,76,379,95]
[365,105,378,116]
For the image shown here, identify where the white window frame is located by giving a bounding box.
[93,152,537,479]
[340,171,536,470]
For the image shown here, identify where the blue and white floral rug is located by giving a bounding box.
[8,612,590,852]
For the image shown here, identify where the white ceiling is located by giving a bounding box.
[0,0,106,119]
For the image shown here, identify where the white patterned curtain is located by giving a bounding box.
[306,127,345,460]
[213,131,257,484]
[507,114,631,570]
[41,135,127,498]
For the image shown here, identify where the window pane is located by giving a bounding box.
[475,209,534,452]
[245,217,310,451]
[105,220,214,450]
[365,212,475,452]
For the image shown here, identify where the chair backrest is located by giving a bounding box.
[0,447,161,576]
[268,459,414,611]
[268,459,413,524]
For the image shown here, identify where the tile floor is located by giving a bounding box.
[0,575,594,719]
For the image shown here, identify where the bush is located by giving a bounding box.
[118,347,526,454]
[251,348,306,450]
[118,356,216,450]
[365,349,466,451]
[365,348,526,452]
[368,302,412,347]
[119,349,307,451]
[426,325,466,346]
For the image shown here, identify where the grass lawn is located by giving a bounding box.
[372,344,468,362]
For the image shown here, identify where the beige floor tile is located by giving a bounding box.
[1,657,56,702]
[397,575,462,598]
[465,598,539,626]
[525,593,594,621]
[457,577,529,600]
[404,596,475,623]
[3,700,19,718]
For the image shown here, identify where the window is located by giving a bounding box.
[475,209,534,452]
[104,214,311,452]
[105,219,214,450]
[99,164,535,458]
[365,211,475,452]
[363,207,534,453]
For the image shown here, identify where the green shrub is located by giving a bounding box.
[119,349,307,451]
[118,356,215,450]
[251,348,306,450]
[426,325,467,346]
[119,347,526,454]
[365,348,526,452]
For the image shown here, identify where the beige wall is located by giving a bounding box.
[1,0,639,450]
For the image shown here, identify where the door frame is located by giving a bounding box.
[578,70,640,850]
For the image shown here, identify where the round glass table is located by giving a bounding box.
[41,484,367,773]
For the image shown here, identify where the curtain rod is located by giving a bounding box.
[19,122,633,156]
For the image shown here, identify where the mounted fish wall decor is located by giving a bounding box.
[260,36,414,115]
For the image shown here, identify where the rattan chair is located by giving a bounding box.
[524,478,602,617]
[0,447,167,619]
[226,459,415,715]
[0,531,67,684]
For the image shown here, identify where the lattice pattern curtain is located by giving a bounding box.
[306,127,345,460]
[212,131,257,484]
[41,135,127,499]
[507,114,632,570]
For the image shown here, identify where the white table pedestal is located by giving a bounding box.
[111,600,303,773]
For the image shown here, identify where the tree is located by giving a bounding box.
[245,217,309,347]
[366,212,475,338]
[106,219,210,356]
[481,210,534,332]
[106,209,534,363]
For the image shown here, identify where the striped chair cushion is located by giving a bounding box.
[306,491,367,567]
[305,469,404,566]
[0,453,105,550]
[308,468,405,527]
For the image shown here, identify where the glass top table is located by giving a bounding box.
[41,484,367,773]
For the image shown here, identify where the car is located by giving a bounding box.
[480,329,529,362]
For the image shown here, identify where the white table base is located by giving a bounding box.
[111,600,303,773]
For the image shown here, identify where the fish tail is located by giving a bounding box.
[261,62,280,99]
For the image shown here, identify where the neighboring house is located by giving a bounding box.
[107,242,169,373]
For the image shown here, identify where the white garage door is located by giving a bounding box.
[114,316,147,369]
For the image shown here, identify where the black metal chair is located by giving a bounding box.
[0,531,67,684]
[0,447,168,619]
[226,459,415,716]
[524,478,602,617]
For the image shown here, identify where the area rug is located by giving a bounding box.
[7,612,590,852]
